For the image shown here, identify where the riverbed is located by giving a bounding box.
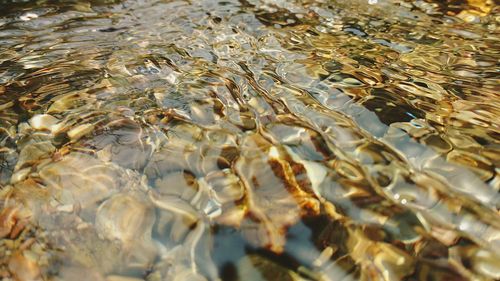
[0,0,499,280]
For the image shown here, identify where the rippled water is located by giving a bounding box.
[0,0,499,280]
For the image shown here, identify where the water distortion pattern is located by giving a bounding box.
[0,0,498,280]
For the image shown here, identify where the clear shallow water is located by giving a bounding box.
[0,0,499,280]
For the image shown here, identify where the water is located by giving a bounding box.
[0,0,499,280]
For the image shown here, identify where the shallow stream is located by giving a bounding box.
[0,0,499,280]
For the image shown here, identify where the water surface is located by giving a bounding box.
[0,0,499,280]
